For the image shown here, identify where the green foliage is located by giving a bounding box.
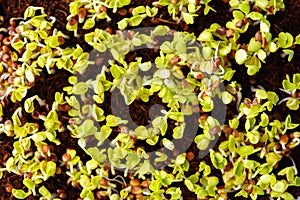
[1,1,300,200]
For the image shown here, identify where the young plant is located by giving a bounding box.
[278,73,300,110]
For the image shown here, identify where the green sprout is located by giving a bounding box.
[279,73,300,110]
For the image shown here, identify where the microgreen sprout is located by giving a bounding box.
[278,73,300,110]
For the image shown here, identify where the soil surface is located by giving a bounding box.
[0,0,300,199]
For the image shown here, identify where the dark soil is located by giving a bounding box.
[0,0,300,199]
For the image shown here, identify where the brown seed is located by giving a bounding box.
[58,36,65,45]
[56,167,61,174]
[223,126,233,135]
[255,31,262,41]
[171,0,178,4]
[127,31,135,40]
[262,37,267,48]
[2,54,10,63]
[7,66,13,74]
[3,37,11,46]
[66,163,71,170]
[216,27,226,35]
[118,8,128,16]
[24,172,33,179]
[98,5,107,13]
[68,18,78,26]
[266,6,274,14]
[183,23,189,31]
[141,180,150,188]
[226,29,234,38]
[0,34,3,42]
[170,56,180,65]
[18,47,25,55]
[280,135,289,145]
[243,99,251,107]
[69,118,77,125]
[5,184,13,193]
[58,104,71,112]
[2,45,10,54]
[7,77,14,85]
[241,44,248,51]
[42,144,50,154]
[62,153,71,162]
[71,180,79,188]
[195,72,203,79]
[78,7,87,19]
[214,58,221,67]
[209,126,221,135]
[252,5,261,12]
[105,27,113,34]
[96,191,106,199]
[128,7,134,15]
[235,20,244,28]
[135,193,143,200]
[232,130,239,137]
[245,185,253,194]
[100,178,108,186]
[58,190,67,199]
[186,151,195,161]
[199,114,209,121]
[252,97,259,106]
[274,143,281,150]
[130,179,140,187]
[119,126,129,134]
[131,186,142,195]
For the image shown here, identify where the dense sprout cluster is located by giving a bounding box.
[0,0,300,199]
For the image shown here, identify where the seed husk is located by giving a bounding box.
[131,186,142,195]
[130,179,140,187]
[62,153,71,162]
[255,31,262,41]
[235,20,244,28]
[118,8,127,16]
[78,7,87,19]
[216,27,226,35]
[186,151,195,161]
[98,5,107,13]
[2,45,10,54]
[214,58,221,67]
[141,180,150,188]
[128,7,134,15]
[170,56,181,65]
[223,126,233,135]
[209,126,221,135]
[232,130,239,137]
[226,29,234,38]
[5,184,13,193]
[280,134,289,144]
[42,144,50,154]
